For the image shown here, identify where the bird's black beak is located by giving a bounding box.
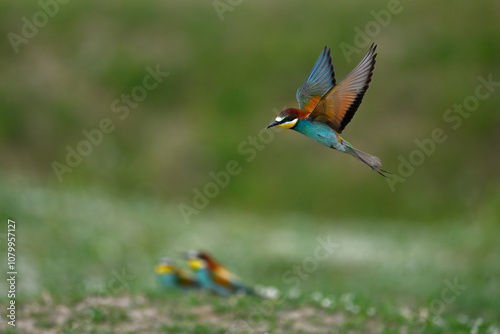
[266,120,279,129]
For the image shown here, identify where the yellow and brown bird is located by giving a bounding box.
[185,251,255,296]
[155,257,199,290]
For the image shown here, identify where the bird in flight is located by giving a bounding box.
[266,44,388,176]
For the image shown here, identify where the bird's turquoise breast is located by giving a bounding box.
[158,273,177,288]
[194,269,231,296]
[294,120,340,148]
[194,268,212,286]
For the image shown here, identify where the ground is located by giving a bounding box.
[3,292,497,333]
[0,178,499,333]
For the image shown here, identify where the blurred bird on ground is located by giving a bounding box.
[155,257,200,290]
[185,250,256,296]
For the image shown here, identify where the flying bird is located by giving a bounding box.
[154,257,199,290]
[266,44,388,176]
[185,250,255,296]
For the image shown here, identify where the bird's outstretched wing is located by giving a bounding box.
[296,46,336,113]
[307,44,377,133]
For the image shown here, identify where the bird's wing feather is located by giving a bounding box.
[214,266,241,285]
[212,269,235,288]
[178,268,195,279]
[296,46,336,113]
[306,44,377,133]
[213,275,231,287]
[179,276,198,287]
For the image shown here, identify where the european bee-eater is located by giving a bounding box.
[266,44,388,176]
[185,251,255,296]
[155,257,199,290]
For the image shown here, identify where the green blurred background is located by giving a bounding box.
[1,0,500,324]
[1,0,500,220]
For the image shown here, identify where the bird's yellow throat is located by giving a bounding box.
[277,118,298,129]
[188,259,205,270]
[155,264,172,274]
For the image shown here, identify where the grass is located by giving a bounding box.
[0,176,499,332]
[1,1,500,332]
[8,292,494,333]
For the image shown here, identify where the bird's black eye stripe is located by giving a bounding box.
[275,115,296,125]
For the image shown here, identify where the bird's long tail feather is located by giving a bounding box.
[349,146,390,177]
